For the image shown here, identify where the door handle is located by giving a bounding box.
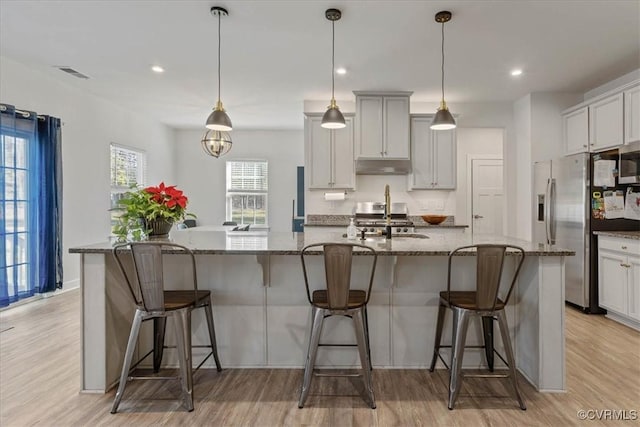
[473,215,484,219]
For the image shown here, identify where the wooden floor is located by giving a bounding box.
[1,289,638,426]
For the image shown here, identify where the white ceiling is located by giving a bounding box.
[1,1,639,130]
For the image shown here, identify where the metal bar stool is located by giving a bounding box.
[429,244,526,410]
[110,241,222,413]
[298,243,377,409]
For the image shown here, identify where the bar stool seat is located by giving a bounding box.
[164,290,212,310]
[312,289,367,309]
[110,242,222,414]
[439,291,506,311]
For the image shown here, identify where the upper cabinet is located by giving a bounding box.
[563,106,589,155]
[305,113,355,190]
[562,80,639,156]
[354,91,411,160]
[589,92,623,151]
[624,84,640,144]
[409,115,456,190]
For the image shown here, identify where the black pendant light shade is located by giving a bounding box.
[431,102,456,130]
[321,100,346,129]
[206,6,233,134]
[206,105,232,131]
[321,8,346,129]
[201,130,232,158]
[431,10,456,130]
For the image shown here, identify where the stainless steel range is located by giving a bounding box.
[354,202,415,236]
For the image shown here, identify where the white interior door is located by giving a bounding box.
[472,159,504,235]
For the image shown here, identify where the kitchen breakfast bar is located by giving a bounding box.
[70,229,573,395]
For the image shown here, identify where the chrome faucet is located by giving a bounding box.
[384,184,392,239]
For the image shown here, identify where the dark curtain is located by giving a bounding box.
[0,103,62,306]
[37,115,63,293]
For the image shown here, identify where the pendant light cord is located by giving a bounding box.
[331,19,335,100]
[441,20,445,103]
[217,11,222,104]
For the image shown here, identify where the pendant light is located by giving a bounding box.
[321,8,346,129]
[431,11,456,130]
[201,130,232,158]
[206,6,232,132]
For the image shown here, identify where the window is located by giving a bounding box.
[226,160,268,225]
[2,131,31,300]
[110,144,146,227]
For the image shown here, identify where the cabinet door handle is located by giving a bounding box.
[384,151,387,155]
[583,144,587,148]
[622,246,628,250]
[620,263,631,268]
[474,215,484,219]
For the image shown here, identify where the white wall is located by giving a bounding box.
[0,57,176,288]
[173,129,304,232]
[513,95,532,240]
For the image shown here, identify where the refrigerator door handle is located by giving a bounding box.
[545,179,551,245]
[549,178,557,245]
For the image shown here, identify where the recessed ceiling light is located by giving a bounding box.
[511,69,523,76]
[335,67,347,75]
[151,65,165,73]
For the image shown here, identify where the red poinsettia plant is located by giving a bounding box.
[112,182,195,241]
[145,182,188,211]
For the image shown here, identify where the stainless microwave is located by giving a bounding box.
[619,141,640,184]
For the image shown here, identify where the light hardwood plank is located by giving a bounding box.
[1,290,638,426]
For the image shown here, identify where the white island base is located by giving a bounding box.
[74,231,567,394]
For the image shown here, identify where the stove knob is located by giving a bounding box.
[403,228,408,232]
[396,227,401,232]
[369,228,375,232]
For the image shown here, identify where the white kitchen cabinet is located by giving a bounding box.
[305,113,355,190]
[589,92,623,151]
[628,254,640,322]
[624,84,640,144]
[598,235,640,329]
[562,106,589,155]
[408,115,456,190]
[354,91,411,160]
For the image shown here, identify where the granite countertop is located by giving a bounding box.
[304,214,468,229]
[593,230,640,240]
[70,229,573,256]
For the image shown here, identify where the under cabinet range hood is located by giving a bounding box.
[355,159,412,175]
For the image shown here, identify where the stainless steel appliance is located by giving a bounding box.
[354,202,415,235]
[619,141,640,184]
[534,150,639,312]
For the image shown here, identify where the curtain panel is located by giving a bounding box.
[0,103,63,307]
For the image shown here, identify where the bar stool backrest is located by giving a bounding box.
[447,244,525,311]
[113,242,199,313]
[301,243,377,310]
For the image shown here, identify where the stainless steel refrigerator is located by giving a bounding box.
[534,150,639,312]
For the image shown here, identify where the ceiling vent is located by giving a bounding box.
[56,66,90,79]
